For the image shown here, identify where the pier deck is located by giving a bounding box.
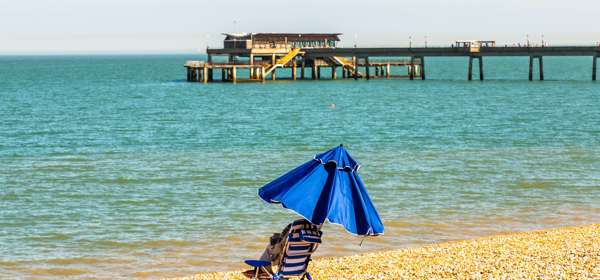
[187,43,599,83]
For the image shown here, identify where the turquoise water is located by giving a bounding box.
[1,55,599,279]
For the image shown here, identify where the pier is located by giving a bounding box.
[185,33,600,83]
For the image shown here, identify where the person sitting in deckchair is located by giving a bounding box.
[243,219,321,279]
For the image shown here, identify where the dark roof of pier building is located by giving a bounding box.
[223,33,341,42]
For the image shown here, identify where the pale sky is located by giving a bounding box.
[0,0,598,54]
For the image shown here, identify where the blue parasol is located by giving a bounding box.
[259,145,384,236]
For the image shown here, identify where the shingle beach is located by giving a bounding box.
[167,224,599,280]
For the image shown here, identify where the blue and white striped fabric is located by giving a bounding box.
[280,254,309,276]
[277,220,322,277]
[288,229,322,244]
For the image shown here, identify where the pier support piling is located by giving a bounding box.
[207,55,213,81]
[312,64,317,80]
[386,64,391,78]
[529,56,534,81]
[353,56,358,80]
[203,65,208,83]
[478,57,483,81]
[249,54,254,79]
[365,57,370,80]
[420,57,426,80]
[292,60,297,80]
[468,57,473,81]
[232,66,237,83]
[332,66,337,80]
[410,57,415,80]
[593,56,597,81]
[539,56,544,81]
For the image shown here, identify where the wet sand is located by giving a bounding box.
[166,224,599,280]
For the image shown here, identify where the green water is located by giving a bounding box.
[1,55,599,279]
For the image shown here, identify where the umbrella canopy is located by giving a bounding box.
[258,145,384,236]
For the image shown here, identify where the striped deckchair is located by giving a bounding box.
[245,220,322,280]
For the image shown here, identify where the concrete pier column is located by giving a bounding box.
[232,66,237,83]
[593,56,597,81]
[342,67,347,78]
[207,55,213,81]
[478,56,483,81]
[365,57,370,80]
[539,56,544,81]
[386,64,391,78]
[312,63,317,80]
[317,66,321,79]
[249,54,254,79]
[186,68,191,81]
[468,56,473,81]
[352,56,357,80]
[203,65,208,83]
[271,69,276,81]
[529,56,534,81]
[375,66,380,77]
[410,57,415,80]
[221,69,226,81]
[301,60,305,79]
[292,60,297,80]
[261,67,266,82]
[332,66,337,80]
[420,57,426,80]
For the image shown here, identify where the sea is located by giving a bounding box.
[1,54,599,279]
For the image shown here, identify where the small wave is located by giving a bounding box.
[95,240,139,249]
[23,233,71,241]
[0,261,18,268]
[27,268,88,276]
[515,180,557,189]
[93,239,197,249]
[185,259,215,267]
[142,239,197,247]
[46,257,129,266]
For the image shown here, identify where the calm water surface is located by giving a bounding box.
[1,55,599,279]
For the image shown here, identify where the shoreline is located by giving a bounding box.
[167,224,599,280]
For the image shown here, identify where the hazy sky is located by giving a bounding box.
[1,0,598,54]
